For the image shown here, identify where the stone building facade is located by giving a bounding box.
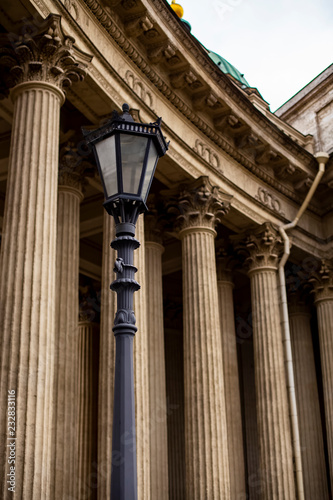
[0,1,332,499]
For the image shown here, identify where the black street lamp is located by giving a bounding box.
[83,104,168,500]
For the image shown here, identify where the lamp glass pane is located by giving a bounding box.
[141,141,158,202]
[95,135,117,198]
[120,134,148,195]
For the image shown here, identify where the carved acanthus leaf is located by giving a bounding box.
[232,222,283,272]
[0,14,92,96]
[309,259,333,302]
[166,176,232,231]
[216,241,238,282]
[58,141,95,189]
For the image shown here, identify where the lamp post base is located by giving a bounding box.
[111,333,138,500]
[110,225,140,500]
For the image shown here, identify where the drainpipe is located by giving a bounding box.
[278,151,329,500]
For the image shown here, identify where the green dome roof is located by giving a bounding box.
[208,50,249,87]
[181,19,192,31]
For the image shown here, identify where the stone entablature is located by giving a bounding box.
[0,0,331,256]
[24,0,325,198]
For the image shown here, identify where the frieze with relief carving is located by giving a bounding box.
[63,0,80,20]
[193,139,220,170]
[255,187,285,216]
[81,0,316,207]
[89,66,119,103]
[124,70,153,108]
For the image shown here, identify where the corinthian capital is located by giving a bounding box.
[216,241,237,282]
[309,259,333,303]
[144,194,164,245]
[233,222,283,273]
[59,141,94,191]
[166,176,232,232]
[0,14,92,98]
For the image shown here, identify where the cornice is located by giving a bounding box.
[1,0,329,227]
[148,0,316,165]
[78,0,326,213]
[276,70,333,120]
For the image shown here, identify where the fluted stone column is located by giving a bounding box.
[133,214,151,500]
[216,253,246,499]
[0,15,90,499]
[98,212,117,499]
[241,340,261,500]
[171,176,232,499]
[310,259,333,484]
[235,223,295,500]
[145,210,169,500]
[289,293,329,500]
[51,155,84,500]
[165,329,186,499]
[77,320,99,500]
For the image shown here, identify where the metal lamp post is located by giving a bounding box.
[82,104,168,500]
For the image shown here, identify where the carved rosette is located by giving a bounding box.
[310,259,333,303]
[167,176,232,234]
[234,222,283,274]
[0,14,92,99]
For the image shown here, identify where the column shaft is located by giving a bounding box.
[133,215,150,500]
[241,340,261,500]
[316,299,333,482]
[289,309,329,499]
[217,278,246,499]
[52,184,82,499]
[165,331,186,499]
[97,213,116,499]
[77,321,99,500]
[0,84,62,499]
[250,269,295,499]
[181,227,230,500]
[145,241,169,500]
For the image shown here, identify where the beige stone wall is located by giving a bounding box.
[276,65,333,154]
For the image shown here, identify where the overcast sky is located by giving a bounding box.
[167,0,332,111]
